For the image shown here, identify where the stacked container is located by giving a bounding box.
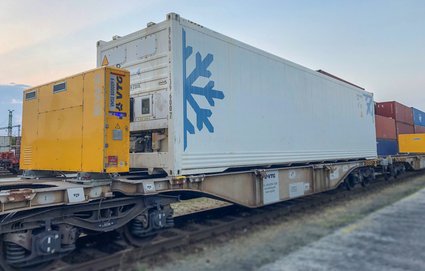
[375,114,398,156]
[375,101,414,156]
[397,107,425,154]
[414,125,425,133]
[412,108,425,133]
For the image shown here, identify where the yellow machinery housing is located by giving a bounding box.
[398,133,425,154]
[20,67,130,173]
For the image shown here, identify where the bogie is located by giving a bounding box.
[0,195,177,268]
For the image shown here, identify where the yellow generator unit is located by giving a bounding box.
[20,67,130,173]
[398,133,425,154]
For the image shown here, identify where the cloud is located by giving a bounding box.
[9,83,30,88]
[0,0,160,86]
[10,98,22,104]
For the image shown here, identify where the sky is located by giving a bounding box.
[0,0,424,134]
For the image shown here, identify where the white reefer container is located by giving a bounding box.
[97,13,377,176]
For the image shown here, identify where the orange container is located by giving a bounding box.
[375,115,396,140]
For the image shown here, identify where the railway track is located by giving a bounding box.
[32,170,424,271]
[0,170,14,178]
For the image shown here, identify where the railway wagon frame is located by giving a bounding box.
[1,154,424,269]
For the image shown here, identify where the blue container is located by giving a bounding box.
[377,139,398,156]
[412,108,425,126]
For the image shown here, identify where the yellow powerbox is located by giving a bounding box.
[398,133,425,154]
[20,67,130,173]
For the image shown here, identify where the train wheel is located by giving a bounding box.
[361,175,374,188]
[0,239,52,271]
[120,220,157,247]
[384,172,390,181]
[360,168,374,188]
[0,239,13,271]
[344,175,356,190]
[0,235,26,271]
[120,206,173,247]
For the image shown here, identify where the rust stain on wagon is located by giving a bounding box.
[7,189,35,202]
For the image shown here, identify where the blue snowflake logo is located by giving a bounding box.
[363,94,373,116]
[182,29,225,150]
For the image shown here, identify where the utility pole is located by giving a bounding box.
[0,110,20,152]
[0,113,20,137]
[8,110,14,137]
[0,110,19,152]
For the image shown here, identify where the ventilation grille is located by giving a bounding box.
[22,146,32,166]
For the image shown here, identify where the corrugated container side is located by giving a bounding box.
[375,115,396,140]
[376,139,398,156]
[396,121,414,135]
[97,21,171,132]
[97,20,173,173]
[375,101,413,125]
[414,125,425,133]
[176,18,377,175]
[412,107,425,126]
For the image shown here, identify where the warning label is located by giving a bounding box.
[263,170,279,204]
[110,75,117,111]
[110,73,124,113]
[108,156,118,166]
